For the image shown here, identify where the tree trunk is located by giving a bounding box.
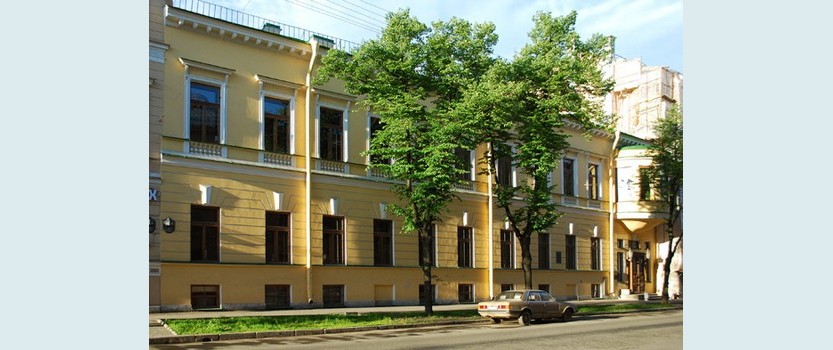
[520,233,532,289]
[420,227,433,314]
[660,222,675,304]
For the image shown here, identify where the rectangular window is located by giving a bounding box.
[457,226,473,268]
[616,252,625,282]
[563,158,575,196]
[639,168,652,200]
[419,284,436,305]
[265,285,290,309]
[266,212,290,264]
[455,148,472,181]
[501,284,514,292]
[373,219,393,266]
[191,285,219,309]
[369,116,390,166]
[587,164,599,199]
[496,144,513,188]
[323,216,344,265]
[264,97,290,154]
[322,285,344,308]
[189,82,220,144]
[458,284,474,303]
[190,205,219,262]
[591,237,601,270]
[418,225,436,267]
[538,284,550,293]
[538,233,550,269]
[319,107,343,161]
[591,284,601,298]
[500,229,514,269]
[566,235,576,270]
[618,239,625,249]
[555,251,562,265]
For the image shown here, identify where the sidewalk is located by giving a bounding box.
[150,298,682,344]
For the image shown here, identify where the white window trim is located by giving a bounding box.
[315,100,350,162]
[470,227,476,269]
[180,58,233,157]
[562,157,577,196]
[495,144,517,187]
[467,150,475,181]
[587,162,602,200]
[259,90,296,154]
[367,113,376,165]
[256,75,299,158]
[367,113,394,165]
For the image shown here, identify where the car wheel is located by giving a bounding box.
[561,308,574,322]
[490,318,502,324]
[518,310,531,326]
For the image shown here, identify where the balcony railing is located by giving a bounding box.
[263,152,292,167]
[368,167,388,178]
[454,181,474,191]
[318,159,348,173]
[189,141,223,157]
[171,0,360,52]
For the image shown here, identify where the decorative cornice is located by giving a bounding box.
[313,88,357,101]
[165,5,313,58]
[178,57,235,76]
[562,119,614,139]
[255,74,303,90]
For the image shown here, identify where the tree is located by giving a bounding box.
[314,10,497,314]
[456,11,613,289]
[644,104,683,304]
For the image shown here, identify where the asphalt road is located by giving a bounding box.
[149,309,683,350]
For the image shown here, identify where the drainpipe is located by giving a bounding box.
[487,143,494,299]
[305,38,319,305]
[608,130,620,298]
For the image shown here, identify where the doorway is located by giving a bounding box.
[630,253,646,293]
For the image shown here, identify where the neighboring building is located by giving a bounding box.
[603,57,683,140]
[150,0,673,312]
[149,0,169,313]
[603,57,684,299]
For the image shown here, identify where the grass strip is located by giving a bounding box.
[577,303,679,314]
[164,304,680,335]
[165,310,481,335]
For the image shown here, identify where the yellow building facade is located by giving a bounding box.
[153,0,667,311]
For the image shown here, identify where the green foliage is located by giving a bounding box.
[644,104,683,227]
[576,302,678,314]
[456,11,613,288]
[164,310,481,335]
[315,10,497,235]
[315,9,498,312]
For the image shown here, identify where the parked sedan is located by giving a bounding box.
[477,289,577,326]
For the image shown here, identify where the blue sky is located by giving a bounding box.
[211,0,682,73]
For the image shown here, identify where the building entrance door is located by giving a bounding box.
[630,253,646,294]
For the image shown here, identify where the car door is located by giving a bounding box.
[526,291,545,318]
[540,291,560,318]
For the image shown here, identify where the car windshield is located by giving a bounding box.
[493,291,523,300]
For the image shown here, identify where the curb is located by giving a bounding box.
[150,305,683,345]
[150,319,489,345]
